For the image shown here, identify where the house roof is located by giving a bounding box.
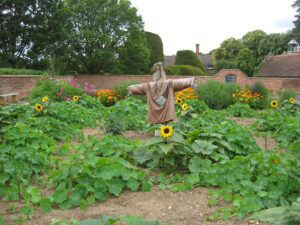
[164,55,176,65]
[257,53,300,78]
[199,55,213,68]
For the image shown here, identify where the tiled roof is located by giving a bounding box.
[257,53,300,78]
[199,55,213,68]
[164,55,176,65]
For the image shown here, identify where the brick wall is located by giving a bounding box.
[1,70,300,97]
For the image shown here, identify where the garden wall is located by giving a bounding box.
[1,69,300,96]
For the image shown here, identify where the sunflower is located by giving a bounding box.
[42,96,48,102]
[289,98,295,103]
[35,104,43,112]
[182,103,188,111]
[73,95,79,101]
[176,98,183,104]
[270,100,278,108]
[160,125,173,138]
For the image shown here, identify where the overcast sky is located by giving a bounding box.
[129,0,297,55]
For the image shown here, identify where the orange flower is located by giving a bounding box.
[273,159,278,163]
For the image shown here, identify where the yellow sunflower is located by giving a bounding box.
[160,125,173,138]
[289,98,295,103]
[270,100,278,108]
[182,103,188,111]
[42,96,48,102]
[73,95,79,101]
[176,98,183,104]
[35,104,43,112]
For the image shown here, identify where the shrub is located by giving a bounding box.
[114,80,147,103]
[30,77,83,101]
[174,50,207,74]
[279,88,296,103]
[0,67,46,75]
[167,65,206,76]
[113,80,141,99]
[247,82,270,109]
[196,80,241,109]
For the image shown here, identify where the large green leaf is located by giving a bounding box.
[167,132,185,145]
[192,140,217,155]
[158,143,174,154]
[40,198,52,213]
[143,136,164,147]
[188,156,211,174]
[108,179,124,196]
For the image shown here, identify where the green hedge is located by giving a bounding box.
[146,32,164,68]
[0,68,46,75]
[167,65,206,76]
[174,50,207,74]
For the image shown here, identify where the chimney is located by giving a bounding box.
[196,43,200,57]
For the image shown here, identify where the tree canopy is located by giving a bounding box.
[0,0,66,69]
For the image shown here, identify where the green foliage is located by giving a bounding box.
[167,65,206,76]
[196,80,241,109]
[104,116,125,135]
[225,103,257,118]
[0,123,57,201]
[103,98,148,130]
[26,116,78,141]
[0,0,66,69]
[197,150,300,219]
[251,197,300,225]
[241,30,267,62]
[146,32,164,69]
[279,89,297,103]
[64,0,148,74]
[133,132,189,170]
[174,50,207,74]
[213,59,238,73]
[236,48,256,76]
[0,68,46,75]
[256,101,300,147]
[113,80,141,100]
[50,214,169,225]
[53,156,146,208]
[47,101,99,128]
[248,82,270,109]
[213,38,244,61]
[118,31,150,74]
[30,77,83,101]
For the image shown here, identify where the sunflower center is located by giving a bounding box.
[272,102,276,105]
[164,129,169,134]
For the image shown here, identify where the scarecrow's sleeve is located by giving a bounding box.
[127,83,147,95]
[172,78,195,92]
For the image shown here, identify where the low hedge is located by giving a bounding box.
[167,65,206,76]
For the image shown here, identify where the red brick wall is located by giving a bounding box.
[1,70,300,97]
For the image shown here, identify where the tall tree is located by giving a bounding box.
[258,33,289,57]
[292,0,300,41]
[64,0,149,74]
[213,38,244,61]
[241,30,267,62]
[236,48,255,76]
[0,0,66,68]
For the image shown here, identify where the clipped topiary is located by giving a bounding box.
[146,32,164,69]
[174,50,207,75]
[167,65,205,76]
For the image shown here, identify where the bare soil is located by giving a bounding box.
[1,119,275,225]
